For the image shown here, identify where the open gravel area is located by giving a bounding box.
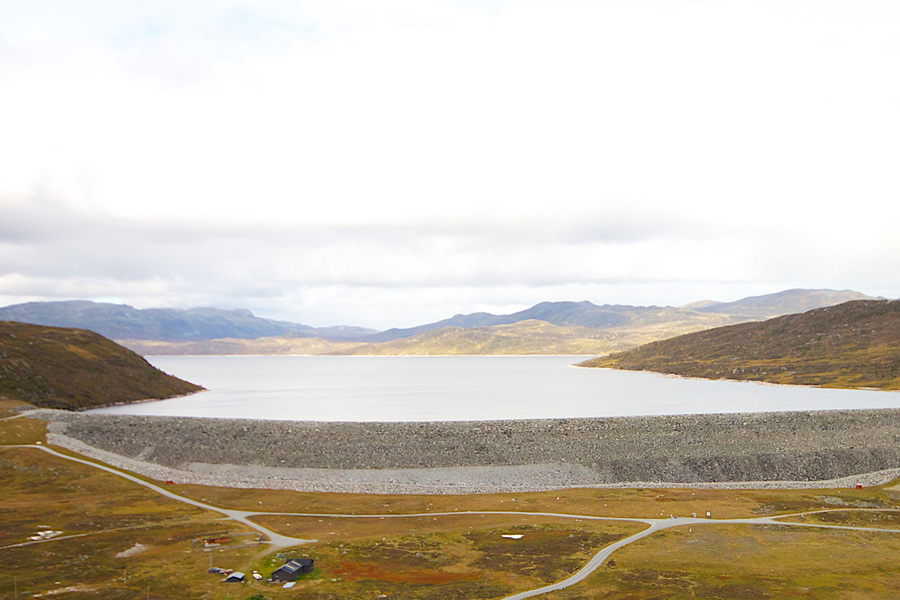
[32,408,900,494]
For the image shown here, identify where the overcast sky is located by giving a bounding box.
[1,1,898,329]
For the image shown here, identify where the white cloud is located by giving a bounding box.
[1,0,899,327]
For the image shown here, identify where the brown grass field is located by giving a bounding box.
[2,400,899,599]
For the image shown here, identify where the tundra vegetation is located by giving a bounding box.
[3,298,900,598]
[0,321,202,410]
[580,300,900,390]
[3,402,900,599]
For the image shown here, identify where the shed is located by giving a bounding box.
[271,558,314,582]
[223,571,245,583]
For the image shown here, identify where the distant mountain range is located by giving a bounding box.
[364,301,710,342]
[579,299,900,390]
[361,289,875,344]
[0,289,879,356]
[689,288,877,319]
[0,300,375,342]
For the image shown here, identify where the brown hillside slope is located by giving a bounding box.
[125,312,738,357]
[119,334,363,356]
[0,321,203,409]
[334,314,736,356]
[578,300,900,390]
[337,320,619,355]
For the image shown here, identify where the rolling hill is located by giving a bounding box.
[119,334,363,356]
[691,288,874,319]
[361,301,654,342]
[578,300,900,390]
[335,311,741,356]
[340,320,613,355]
[362,290,876,344]
[0,289,879,356]
[0,321,203,409]
[0,300,375,342]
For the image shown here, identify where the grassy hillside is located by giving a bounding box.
[0,321,203,409]
[119,335,364,356]
[579,300,900,390]
[125,312,739,357]
[693,288,874,319]
[339,320,614,355]
[334,314,736,355]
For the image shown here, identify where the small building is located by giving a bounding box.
[203,536,232,546]
[271,558,315,582]
[223,571,245,583]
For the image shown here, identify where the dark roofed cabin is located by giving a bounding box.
[271,558,314,582]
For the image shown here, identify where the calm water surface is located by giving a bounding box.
[89,355,900,422]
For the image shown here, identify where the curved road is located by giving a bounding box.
[10,444,313,550]
[496,511,900,599]
[8,444,900,599]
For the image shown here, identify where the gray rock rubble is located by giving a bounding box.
[33,408,900,494]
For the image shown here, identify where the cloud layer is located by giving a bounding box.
[2,1,898,327]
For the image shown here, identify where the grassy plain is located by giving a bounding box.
[545,523,900,599]
[172,481,899,522]
[2,409,900,599]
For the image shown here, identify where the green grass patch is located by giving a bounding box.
[3,445,900,599]
[552,523,900,599]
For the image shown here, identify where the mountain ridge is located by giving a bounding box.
[693,288,875,318]
[0,300,375,342]
[0,289,881,355]
[353,290,875,343]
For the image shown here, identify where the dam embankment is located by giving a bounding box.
[31,408,900,494]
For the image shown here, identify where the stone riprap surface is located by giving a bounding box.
[33,408,900,493]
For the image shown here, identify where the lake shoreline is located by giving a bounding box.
[92,355,900,422]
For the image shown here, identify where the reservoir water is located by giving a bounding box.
[90,355,900,422]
